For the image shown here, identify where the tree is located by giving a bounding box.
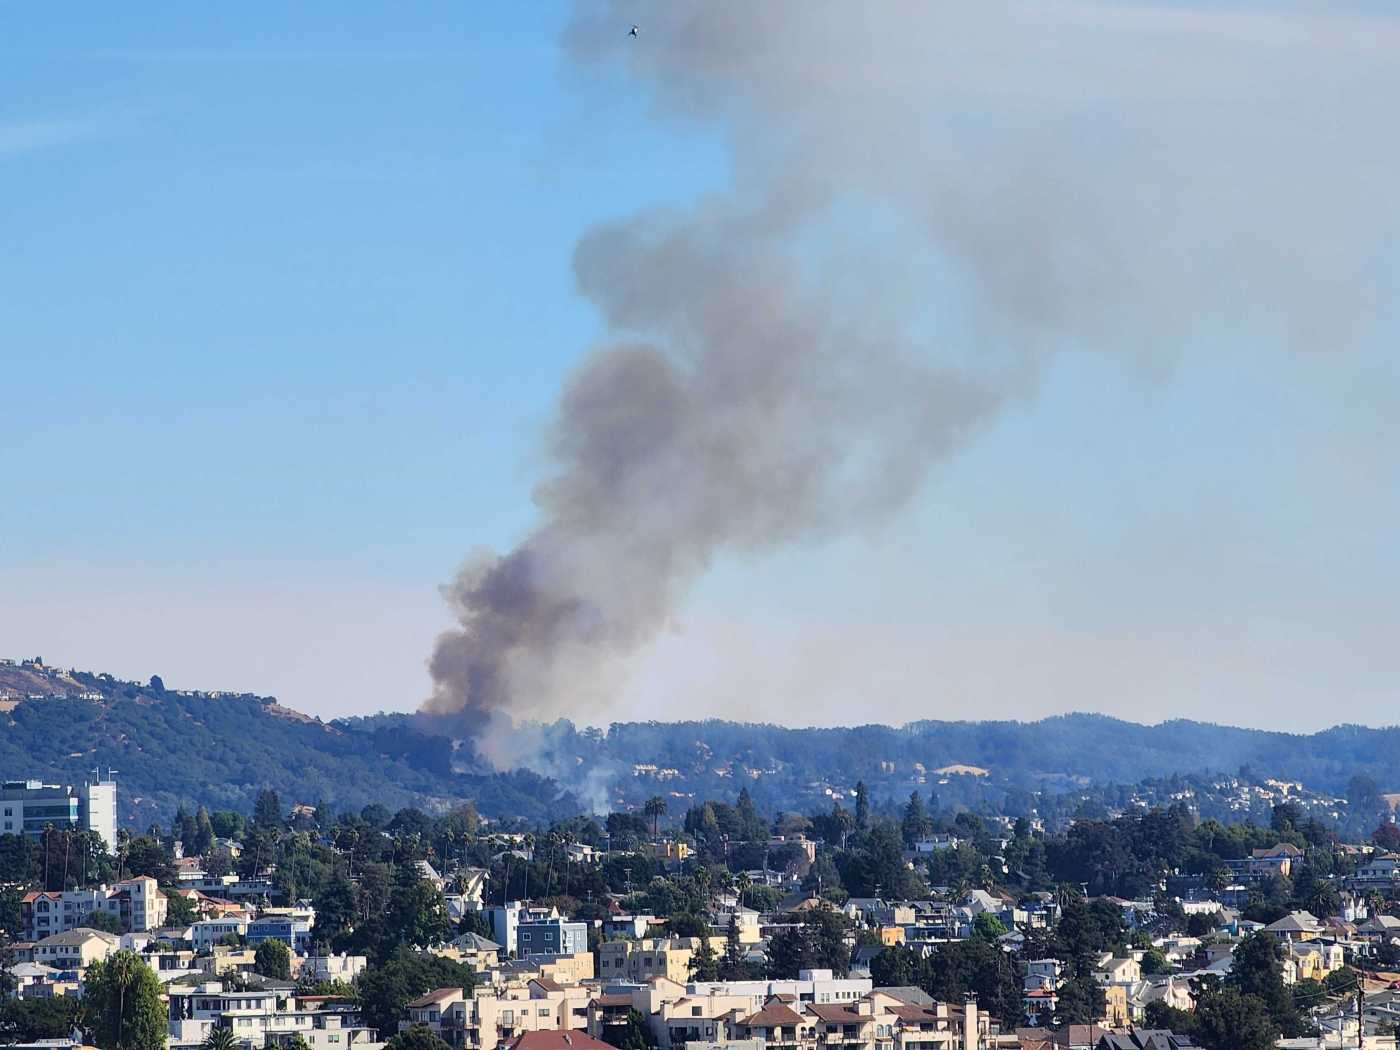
[385,1028,452,1050]
[357,949,476,1037]
[314,873,359,947]
[901,792,931,847]
[854,782,870,830]
[1374,823,1400,853]
[254,939,292,981]
[603,1009,655,1050]
[164,891,199,927]
[1192,982,1279,1050]
[192,807,215,857]
[690,937,720,981]
[1228,932,1306,1037]
[1140,947,1171,975]
[0,997,83,1041]
[971,913,1007,942]
[86,910,123,935]
[253,790,283,829]
[870,946,918,988]
[1056,964,1105,1026]
[83,950,167,1050]
[201,1029,239,1050]
[644,797,668,839]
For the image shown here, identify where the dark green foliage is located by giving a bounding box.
[254,939,292,981]
[356,950,476,1037]
[164,891,198,927]
[1227,932,1309,1037]
[766,911,850,979]
[1055,963,1105,1026]
[83,950,167,1050]
[0,687,576,827]
[603,1009,655,1050]
[0,996,83,1041]
[869,941,1021,1026]
[689,936,720,981]
[385,1028,452,1050]
[1190,982,1281,1050]
[86,910,123,935]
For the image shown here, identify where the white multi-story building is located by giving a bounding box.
[191,918,251,950]
[22,876,167,940]
[0,775,117,850]
[167,982,385,1050]
[687,970,873,1008]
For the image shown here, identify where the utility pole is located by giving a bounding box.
[1357,981,1363,1050]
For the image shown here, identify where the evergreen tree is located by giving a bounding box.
[254,940,292,981]
[901,792,931,847]
[690,936,720,981]
[855,782,870,830]
[83,950,167,1050]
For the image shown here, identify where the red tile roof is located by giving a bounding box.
[507,1032,615,1050]
[738,1002,805,1027]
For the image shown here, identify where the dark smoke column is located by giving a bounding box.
[426,201,996,723]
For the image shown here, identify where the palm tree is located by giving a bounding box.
[644,797,668,840]
[735,871,752,910]
[203,1027,239,1050]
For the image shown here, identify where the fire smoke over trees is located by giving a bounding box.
[425,2,1399,741]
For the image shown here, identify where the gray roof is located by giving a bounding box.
[452,932,503,951]
[874,986,935,1007]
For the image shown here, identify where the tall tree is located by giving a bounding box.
[83,950,167,1050]
[854,783,870,831]
[901,792,931,847]
[253,790,283,830]
[254,940,292,981]
[644,797,668,839]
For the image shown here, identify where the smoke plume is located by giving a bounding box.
[427,2,1399,732]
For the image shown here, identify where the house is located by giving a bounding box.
[1264,911,1324,943]
[1095,1032,1196,1050]
[444,933,502,970]
[167,981,384,1050]
[403,977,591,1050]
[247,911,315,953]
[30,927,118,970]
[191,918,250,950]
[299,954,367,984]
[641,841,692,864]
[1352,855,1400,890]
[598,937,699,983]
[517,919,588,959]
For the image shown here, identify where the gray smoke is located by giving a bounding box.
[427,1,1399,735]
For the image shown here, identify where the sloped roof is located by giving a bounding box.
[873,986,934,1006]
[506,1032,615,1050]
[1265,911,1321,933]
[738,1001,805,1027]
[807,1004,864,1023]
[406,987,466,1009]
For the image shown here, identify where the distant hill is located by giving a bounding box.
[6,658,1398,832]
[0,660,578,827]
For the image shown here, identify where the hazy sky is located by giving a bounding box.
[3,2,1398,732]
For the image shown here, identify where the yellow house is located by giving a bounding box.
[1102,984,1130,1027]
[642,841,692,863]
[877,925,905,947]
[598,937,697,983]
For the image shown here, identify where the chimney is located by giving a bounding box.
[961,998,978,1050]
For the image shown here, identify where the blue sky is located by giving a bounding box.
[4,3,1399,730]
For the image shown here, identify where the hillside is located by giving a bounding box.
[7,658,1399,833]
[0,661,578,826]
